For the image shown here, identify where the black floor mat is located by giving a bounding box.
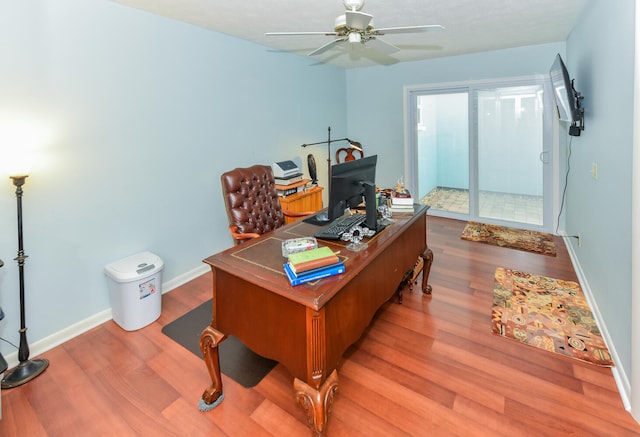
[161,299,277,388]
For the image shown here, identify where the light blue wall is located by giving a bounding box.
[0,0,346,357]
[345,43,565,189]
[565,1,635,376]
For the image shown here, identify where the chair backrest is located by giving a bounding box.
[220,165,286,240]
[335,142,364,163]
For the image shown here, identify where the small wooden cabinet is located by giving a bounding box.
[277,182,323,224]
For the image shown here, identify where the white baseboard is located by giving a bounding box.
[162,264,209,293]
[563,235,632,412]
[2,264,210,370]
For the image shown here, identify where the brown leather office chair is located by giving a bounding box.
[221,165,311,245]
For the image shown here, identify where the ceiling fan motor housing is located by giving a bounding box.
[334,14,374,34]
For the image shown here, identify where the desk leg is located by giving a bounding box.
[199,325,227,411]
[421,247,434,295]
[294,370,339,436]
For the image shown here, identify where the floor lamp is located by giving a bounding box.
[300,126,362,193]
[1,174,49,389]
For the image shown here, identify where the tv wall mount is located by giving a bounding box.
[570,79,585,137]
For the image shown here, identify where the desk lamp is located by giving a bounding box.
[301,126,362,192]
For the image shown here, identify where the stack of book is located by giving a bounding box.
[275,174,307,197]
[284,246,345,286]
[388,189,415,213]
[276,185,302,197]
[275,173,304,184]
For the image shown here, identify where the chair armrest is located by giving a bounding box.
[229,225,261,244]
[282,209,314,218]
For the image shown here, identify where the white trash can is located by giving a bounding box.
[104,251,164,331]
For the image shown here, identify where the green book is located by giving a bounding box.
[288,246,339,272]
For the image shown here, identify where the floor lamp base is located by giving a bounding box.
[1,358,49,389]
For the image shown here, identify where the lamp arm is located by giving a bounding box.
[301,138,351,148]
[300,127,361,194]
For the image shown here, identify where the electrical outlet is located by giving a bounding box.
[591,163,598,180]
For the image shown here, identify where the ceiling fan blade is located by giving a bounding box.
[366,37,400,55]
[345,11,373,30]
[308,37,348,56]
[265,31,339,37]
[371,24,445,35]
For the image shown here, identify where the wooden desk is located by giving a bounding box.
[200,205,433,435]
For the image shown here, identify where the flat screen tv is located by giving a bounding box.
[549,53,584,136]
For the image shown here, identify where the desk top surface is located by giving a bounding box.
[204,204,427,310]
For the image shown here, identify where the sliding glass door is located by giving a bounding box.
[413,91,470,215]
[476,85,546,224]
[406,77,553,231]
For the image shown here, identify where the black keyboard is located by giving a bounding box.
[314,214,367,240]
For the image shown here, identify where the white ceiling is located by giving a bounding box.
[111,0,587,68]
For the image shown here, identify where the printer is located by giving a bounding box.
[272,160,301,179]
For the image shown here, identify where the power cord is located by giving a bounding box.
[556,133,580,244]
[0,337,18,350]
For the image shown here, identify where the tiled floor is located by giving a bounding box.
[420,186,543,226]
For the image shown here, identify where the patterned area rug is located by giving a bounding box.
[491,268,613,367]
[461,221,556,256]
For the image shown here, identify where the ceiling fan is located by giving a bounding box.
[265,0,445,57]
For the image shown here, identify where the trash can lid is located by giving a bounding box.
[104,251,164,283]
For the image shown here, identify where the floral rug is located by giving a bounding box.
[461,221,556,256]
[491,268,613,367]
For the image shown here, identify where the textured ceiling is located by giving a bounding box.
[111,0,587,68]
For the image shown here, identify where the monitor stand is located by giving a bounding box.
[315,211,329,222]
[303,211,333,226]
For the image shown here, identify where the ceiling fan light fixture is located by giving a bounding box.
[348,32,362,44]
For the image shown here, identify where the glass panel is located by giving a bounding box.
[476,86,544,225]
[417,93,469,215]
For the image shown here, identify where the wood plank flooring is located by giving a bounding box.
[1,216,638,436]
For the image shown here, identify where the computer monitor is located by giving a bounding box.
[326,155,378,230]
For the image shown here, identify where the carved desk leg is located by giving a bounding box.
[421,247,434,295]
[294,307,337,435]
[294,370,339,436]
[198,325,227,411]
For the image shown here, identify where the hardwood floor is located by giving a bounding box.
[1,216,638,436]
